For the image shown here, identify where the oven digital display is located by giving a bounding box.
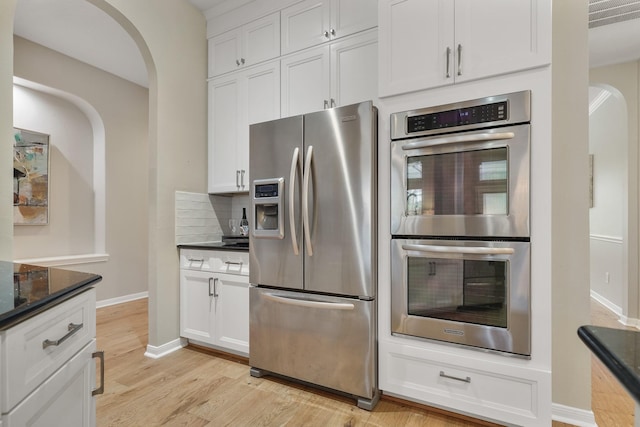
[407,101,508,133]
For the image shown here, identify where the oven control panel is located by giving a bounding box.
[407,101,507,133]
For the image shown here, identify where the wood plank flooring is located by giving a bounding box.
[95,298,633,426]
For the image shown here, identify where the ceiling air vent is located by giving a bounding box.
[589,0,640,28]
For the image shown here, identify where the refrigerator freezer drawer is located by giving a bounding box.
[249,287,376,400]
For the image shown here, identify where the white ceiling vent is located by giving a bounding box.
[589,0,640,28]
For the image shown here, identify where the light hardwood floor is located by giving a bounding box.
[96,298,633,426]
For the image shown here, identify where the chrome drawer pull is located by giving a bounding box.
[225,261,243,266]
[439,370,471,383]
[92,350,105,396]
[188,257,204,263]
[42,322,83,349]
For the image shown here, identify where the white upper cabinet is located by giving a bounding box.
[281,0,378,55]
[208,61,280,193]
[378,0,551,97]
[208,12,280,78]
[281,30,377,117]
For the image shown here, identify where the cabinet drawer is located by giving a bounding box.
[383,348,540,422]
[180,249,249,276]
[0,288,96,413]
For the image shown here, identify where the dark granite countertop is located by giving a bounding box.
[578,325,640,404]
[0,261,102,330]
[177,242,249,252]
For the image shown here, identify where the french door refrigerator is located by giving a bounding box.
[248,101,378,410]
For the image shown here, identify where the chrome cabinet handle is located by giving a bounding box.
[330,98,336,108]
[440,371,471,383]
[402,244,514,256]
[213,277,219,297]
[236,59,240,66]
[446,46,451,78]
[330,28,335,36]
[241,57,245,65]
[43,322,84,349]
[289,147,301,256]
[92,351,105,396]
[187,257,204,263]
[240,169,246,188]
[208,277,214,296]
[457,44,462,76]
[401,132,515,151]
[323,100,329,109]
[236,170,240,188]
[302,146,314,256]
[225,261,243,266]
[324,30,330,38]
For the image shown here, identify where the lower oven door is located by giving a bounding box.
[391,239,530,357]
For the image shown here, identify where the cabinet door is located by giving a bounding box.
[213,273,250,355]
[5,341,96,427]
[281,0,331,54]
[281,46,331,117]
[208,75,241,193]
[331,0,378,39]
[208,28,242,78]
[243,12,281,68]
[331,30,378,108]
[378,0,454,97]
[454,0,550,83]
[239,61,281,188]
[180,269,215,343]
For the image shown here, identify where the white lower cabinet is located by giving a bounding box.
[0,288,100,427]
[179,249,249,356]
[380,340,551,426]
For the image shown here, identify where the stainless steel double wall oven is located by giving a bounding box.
[390,91,532,357]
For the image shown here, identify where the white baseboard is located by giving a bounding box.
[144,338,185,359]
[552,403,597,427]
[590,290,640,328]
[96,291,148,308]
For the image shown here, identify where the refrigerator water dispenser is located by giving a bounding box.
[252,178,284,239]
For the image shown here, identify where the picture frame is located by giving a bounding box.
[13,128,50,225]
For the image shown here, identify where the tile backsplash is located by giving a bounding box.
[175,191,250,245]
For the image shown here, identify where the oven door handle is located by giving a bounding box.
[402,244,514,256]
[401,132,515,151]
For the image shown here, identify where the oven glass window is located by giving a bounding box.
[407,256,507,328]
[406,148,508,216]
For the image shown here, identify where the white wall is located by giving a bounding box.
[590,61,640,320]
[13,36,150,304]
[13,84,95,257]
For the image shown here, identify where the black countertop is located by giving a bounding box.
[177,242,249,252]
[0,261,102,330]
[578,325,640,404]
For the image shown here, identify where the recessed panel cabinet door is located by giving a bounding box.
[208,76,240,193]
[243,13,281,67]
[281,46,330,117]
[208,28,242,78]
[331,30,378,107]
[378,0,454,97]
[281,0,331,54]
[180,269,214,343]
[214,273,249,355]
[331,0,378,39]
[454,0,551,83]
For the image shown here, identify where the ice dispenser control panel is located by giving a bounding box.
[252,178,284,239]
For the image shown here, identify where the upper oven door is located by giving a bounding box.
[391,124,530,238]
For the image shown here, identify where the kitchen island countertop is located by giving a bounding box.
[578,325,640,404]
[0,261,102,330]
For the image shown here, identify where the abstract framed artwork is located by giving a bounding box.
[13,128,50,225]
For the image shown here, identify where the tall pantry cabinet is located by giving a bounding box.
[206,0,378,194]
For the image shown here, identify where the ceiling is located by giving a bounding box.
[11,0,640,88]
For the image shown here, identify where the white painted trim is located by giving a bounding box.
[96,291,148,309]
[589,234,623,244]
[144,339,185,359]
[14,253,110,267]
[590,291,640,328]
[551,403,597,427]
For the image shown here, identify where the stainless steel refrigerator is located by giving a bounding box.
[248,101,378,410]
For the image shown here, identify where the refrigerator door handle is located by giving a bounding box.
[289,147,301,255]
[303,145,314,256]
[263,292,354,310]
